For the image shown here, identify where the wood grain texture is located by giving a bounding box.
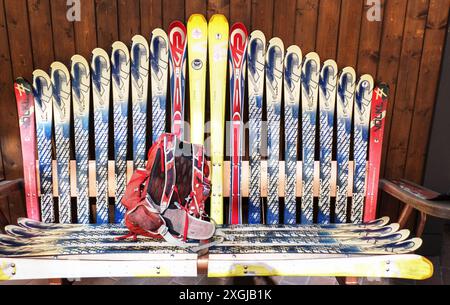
[27,0,54,69]
[162,0,184,30]
[294,0,319,54]
[74,0,97,58]
[50,0,76,64]
[336,0,363,68]
[186,0,207,17]
[207,0,230,19]
[229,0,251,28]
[273,0,296,46]
[118,0,140,43]
[95,0,119,50]
[140,0,162,38]
[251,0,274,38]
[316,0,341,60]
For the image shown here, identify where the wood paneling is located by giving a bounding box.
[0,0,448,222]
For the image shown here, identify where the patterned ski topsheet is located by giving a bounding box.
[150,29,169,144]
[247,30,266,224]
[335,67,356,223]
[130,35,150,169]
[32,70,54,223]
[364,84,389,222]
[187,14,208,145]
[229,23,248,225]
[169,21,187,140]
[318,60,338,224]
[352,75,374,223]
[51,62,72,224]
[266,38,284,225]
[71,55,91,224]
[111,42,130,223]
[301,52,320,224]
[209,14,229,224]
[283,46,302,224]
[14,78,40,221]
[91,48,111,224]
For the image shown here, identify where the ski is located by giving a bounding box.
[209,14,229,224]
[169,21,188,140]
[71,55,91,224]
[266,38,284,225]
[14,78,40,221]
[50,62,72,224]
[318,60,338,224]
[111,41,130,223]
[150,29,169,143]
[32,70,55,223]
[229,23,248,225]
[130,35,150,169]
[352,74,374,222]
[283,46,302,224]
[335,67,356,223]
[91,48,111,224]
[364,84,389,222]
[247,31,266,224]
[301,52,320,224]
[187,14,208,145]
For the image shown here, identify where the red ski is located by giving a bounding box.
[229,23,248,224]
[364,84,389,222]
[14,78,40,221]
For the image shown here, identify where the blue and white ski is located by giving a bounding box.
[265,38,284,225]
[91,48,111,224]
[50,62,72,224]
[32,70,55,223]
[131,35,150,169]
[301,52,320,224]
[336,67,356,223]
[150,29,169,143]
[318,60,338,224]
[283,46,302,225]
[352,74,374,223]
[71,55,91,224]
[111,41,130,223]
[247,30,266,224]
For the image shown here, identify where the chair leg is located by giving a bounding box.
[398,205,414,228]
[416,212,427,238]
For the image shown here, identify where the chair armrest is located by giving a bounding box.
[380,179,450,220]
[0,179,24,197]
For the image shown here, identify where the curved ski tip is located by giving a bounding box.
[32,69,52,82]
[71,54,90,70]
[152,28,169,40]
[304,52,320,65]
[209,14,228,24]
[268,37,284,50]
[395,229,411,242]
[188,13,207,24]
[50,61,70,77]
[286,45,302,61]
[413,255,434,280]
[321,59,338,77]
[112,41,130,56]
[131,34,150,48]
[341,66,357,79]
[169,20,187,33]
[366,216,390,227]
[357,73,375,90]
[5,225,38,238]
[92,48,110,61]
[249,30,266,44]
[388,223,400,233]
[0,234,28,247]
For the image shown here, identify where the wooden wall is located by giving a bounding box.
[0,0,449,222]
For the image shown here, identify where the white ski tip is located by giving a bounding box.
[341,66,357,81]
[286,45,303,64]
[268,37,284,50]
[304,52,320,66]
[71,54,89,67]
[131,35,149,48]
[151,28,169,41]
[50,61,70,79]
[92,48,110,61]
[321,59,338,77]
[357,73,375,92]
[112,41,130,55]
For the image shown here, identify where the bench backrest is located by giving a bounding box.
[19,29,388,226]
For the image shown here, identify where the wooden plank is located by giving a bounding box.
[294,0,319,54]
[405,0,450,183]
[0,145,4,181]
[357,0,385,77]
[95,0,119,50]
[162,0,184,30]
[229,0,251,29]
[27,0,54,69]
[382,0,429,219]
[336,0,363,68]
[273,0,296,46]
[207,0,230,20]
[315,0,341,60]
[251,0,274,39]
[74,0,97,58]
[118,0,141,43]
[140,0,162,38]
[186,0,207,17]
[50,0,76,64]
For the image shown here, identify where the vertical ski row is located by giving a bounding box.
[266,38,284,225]
[301,53,320,224]
[150,29,169,143]
[51,63,72,223]
[71,56,91,224]
[352,75,374,222]
[318,60,338,224]
[91,48,111,224]
[247,31,266,224]
[335,67,356,223]
[32,71,55,223]
[14,78,40,221]
[169,22,188,140]
[364,84,389,222]
[187,14,208,145]
[209,15,229,224]
[111,42,130,223]
[229,23,248,225]
[283,46,302,224]
[130,35,150,169]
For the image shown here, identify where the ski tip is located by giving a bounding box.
[357,74,375,92]
[209,14,228,24]
[366,216,390,227]
[169,20,187,33]
[388,223,400,234]
[322,59,338,75]
[112,41,130,55]
[393,238,423,254]
[50,61,70,78]
[230,22,248,36]
[188,13,207,24]
[5,225,39,238]
[268,37,284,50]
[286,45,302,62]
[341,66,357,80]
[0,234,28,247]
[394,229,411,242]
[151,28,169,41]
[131,34,149,48]
[92,48,110,60]
[304,51,320,65]
[71,54,90,71]
[249,30,266,44]
[32,69,52,84]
